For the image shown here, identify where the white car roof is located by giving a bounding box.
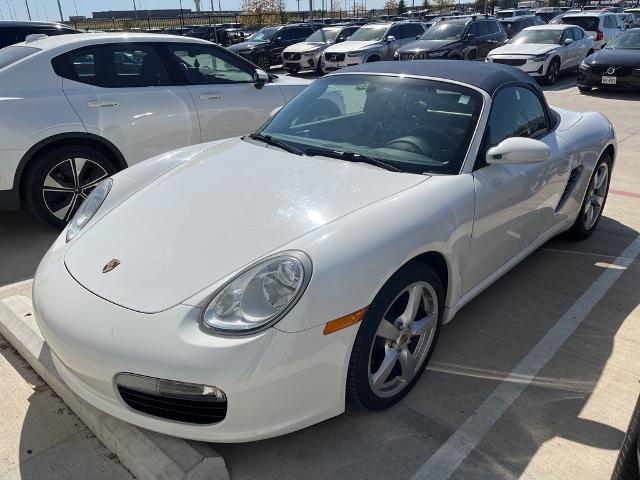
[21,32,212,50]
[525,23,575,30]
[562,11,614,17]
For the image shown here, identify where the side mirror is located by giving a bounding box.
[564,37,573,45]
[386,35,396,43]
[274,36,283,43]
[416,34,422,39]
[254,68,268,89]
[465,33,476,43]
[486,137,550,165]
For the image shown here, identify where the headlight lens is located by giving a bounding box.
[347,50,364,57]
[393,50,399,59]
[530,53,549,62]
[201,252,312,334]
[580,61,591,70]
[65,178,112,243]
[428,50,447,58]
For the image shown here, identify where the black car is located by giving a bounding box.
[578,29,640,92]
[499,15,545,39]
[395,15,507,61]
[187,25,232,46]
[0,20,79,49]
[228,23,318,71]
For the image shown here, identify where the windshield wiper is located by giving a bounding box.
[304,147,402,172]
[247,133,303,155]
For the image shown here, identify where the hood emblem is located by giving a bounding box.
[606,67,618,75]
[102,259,121,273]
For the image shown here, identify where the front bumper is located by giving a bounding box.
[322,53,366,71]
[487,56,549,77]
[32,235,355,442]
[282,53,320,71]
[578,65,640,89]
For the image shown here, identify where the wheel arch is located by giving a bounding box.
[394,251,451,309]
[603,143,615,167]
[16,133,127,201]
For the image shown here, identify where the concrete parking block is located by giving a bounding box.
[0,295,229,480]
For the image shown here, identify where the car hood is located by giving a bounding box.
[589,48,640,67]
[228,40,266,51]
[284,42,327,53]
[490,43,559,56]
[64,138,426,314]
[397,39,457,52]
[324,40,380,53]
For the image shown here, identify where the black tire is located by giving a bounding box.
[578,85,592,93]
[542,58,560,85]
[255,53,270,72]
[467,49,477,60]
[365,55,380,63]
[22,145,117,229]
[611,394,640,480]
[347,263,444,410]
[286,67,299,75]
[568,152,611,240]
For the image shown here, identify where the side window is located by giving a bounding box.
[489,20,501,33]
[487,87,548,148]
[166,43,254,85]
[387,25,401,39]
[412,24,425,36]
[398,24,415,39]
[302,27,315,39]
[277,28,292,41]
[560,28,572,42]
[53,43,169,88]
[477,21,492,36]
[337,27,357,41]
[467,22,481,37]
[572,27,582,39]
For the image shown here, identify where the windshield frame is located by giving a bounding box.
[347,25,389,42]
[419,21,468,41]
[255,72,488,176]
[248,27,279,42]
[510,28,564,45]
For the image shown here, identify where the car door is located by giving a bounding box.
[383,25,404,59]
[475,20,495,58]
[56,42,200,167]
[163,42,285,142]
[463,86,571,292]
[570,27,590,63]
[558,28,577,67]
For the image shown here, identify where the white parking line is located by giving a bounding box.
[410,235,640,480]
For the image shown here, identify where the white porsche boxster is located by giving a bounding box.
[33,61,615,442]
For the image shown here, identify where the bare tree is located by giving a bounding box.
[241,0,286,28]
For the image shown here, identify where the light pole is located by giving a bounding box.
[56,0,63,21]
[24,0,31,19]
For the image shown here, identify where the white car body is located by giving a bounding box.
[495,8,533,18]
[281,25,360,71]
[0,33,310,212]
[33,62,616,443]
[487,24,594,78]
[322,22,425,71]
[559,12,624,49]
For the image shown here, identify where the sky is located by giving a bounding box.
[0,0,391,21]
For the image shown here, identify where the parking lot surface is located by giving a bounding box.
[1,70,639,480]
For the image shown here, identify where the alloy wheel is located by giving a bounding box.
[548,61,559,84]
[583,162,609,230]
[42,157,109,222]
[368,281,438,398]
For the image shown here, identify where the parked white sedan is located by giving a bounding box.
[487,24,594,84]
[0,33,310,227]
[34,61,615,443]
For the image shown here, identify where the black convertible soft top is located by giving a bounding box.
[332,60,542,97]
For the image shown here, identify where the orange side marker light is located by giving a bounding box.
[323,306,368,335]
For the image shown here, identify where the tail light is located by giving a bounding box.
[595,29,604,41]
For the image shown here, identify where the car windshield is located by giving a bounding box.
[561,16,598,31]
[0,45,40,69]
[420,21,466,40]
[257,75,483,175]
[248,27,278,42]
[607,30,640,49]
[511,29,563,44]
[347,25,388,41]
[306,28,340,43]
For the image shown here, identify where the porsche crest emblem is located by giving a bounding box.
[102,259,121,273]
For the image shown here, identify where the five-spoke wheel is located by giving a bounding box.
[569,153,611,240]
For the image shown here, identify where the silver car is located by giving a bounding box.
[322,21,425,72]
[281,25,360,74]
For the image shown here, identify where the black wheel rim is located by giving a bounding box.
[42,157,109,222]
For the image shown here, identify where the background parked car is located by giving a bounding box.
[499,15,545,39]
[535,7,564,23]
[187,25,232,46]
[322,21,425,72]
[495,9,533,19]
[282,24,360,74]
[487,24,594,85]
[0,33,311,227]
[559,12,624,49]
[228,23,318,72]
[617,13,639,29]
[0,20,79,48]
[395,16,506,61]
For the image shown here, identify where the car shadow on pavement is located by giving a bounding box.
[578,89,640,101]
[214,215,638,480]
[0,210,58,289]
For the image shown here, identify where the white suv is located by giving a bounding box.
[0,33,310,227]
[559,12,624,49]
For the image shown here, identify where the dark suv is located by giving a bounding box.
[395,15,507,61]
[499,15,545,39]
[228,23,318,71]
[0,20,79,48]
[187,25,232,46]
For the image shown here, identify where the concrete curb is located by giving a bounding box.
[0,295,229,480]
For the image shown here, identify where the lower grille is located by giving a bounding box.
[325,53,345,62]
[116,373,227,425]
[492,58,526,66]
[590,65,632,76]
[400,52,427,60]
[284,52,301,61]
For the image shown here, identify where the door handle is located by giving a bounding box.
[87,100,120,108]
[200,94,222,100]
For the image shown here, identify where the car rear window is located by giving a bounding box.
[0,45,40,70]
[561,16,599,31]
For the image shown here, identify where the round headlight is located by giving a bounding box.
[201,252,312,334]
[66,178,112,243]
